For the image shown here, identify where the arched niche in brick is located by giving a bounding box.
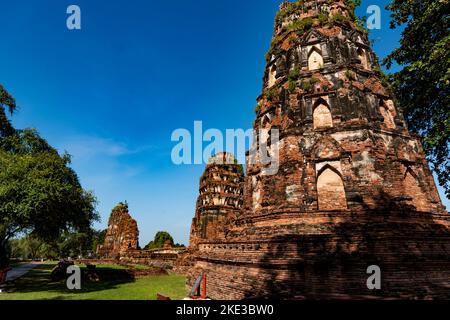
[251,175,262,210]
[317,165,348,211]
[308,46,324,71]
[268,64,277,87]
[403,167,429,212]
[261,112,273,129]
[357,47,370,70]
[313,98,333,129]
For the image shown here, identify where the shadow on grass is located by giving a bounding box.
[5,264,137,297]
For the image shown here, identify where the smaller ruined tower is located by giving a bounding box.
[97,202,139,259]
[189,153,244,248]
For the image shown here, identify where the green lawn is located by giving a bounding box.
[0,263,188,300]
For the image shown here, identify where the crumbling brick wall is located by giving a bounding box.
[97,203,139,259]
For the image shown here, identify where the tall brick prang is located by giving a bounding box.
[186,0,450,299]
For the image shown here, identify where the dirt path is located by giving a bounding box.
[6,262,41,282]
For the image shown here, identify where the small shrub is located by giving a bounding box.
[330,13,350,25]
[255,104,261,114]
[345,69,355,80]
[265,88,279,101]
[318,13,329,25]
[301,80,312,92]
[288,80,297,93]
[288,66,301,81]
[310,77,320,85]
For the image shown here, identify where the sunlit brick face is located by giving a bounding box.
[404,170,429,212]
[268,65,277,87]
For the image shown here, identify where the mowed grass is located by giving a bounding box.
[0,263,188,300]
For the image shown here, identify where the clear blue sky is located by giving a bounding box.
[1,0,448,246]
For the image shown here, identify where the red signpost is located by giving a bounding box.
[189,273,207,300]
[0,267,11,284]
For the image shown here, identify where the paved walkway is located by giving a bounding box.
[5,262,41,282]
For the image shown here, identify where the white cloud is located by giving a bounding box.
[56,134,153,160]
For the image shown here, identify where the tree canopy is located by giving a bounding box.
[144,231,174,250]
[0,85,98,268]
[0,84,17,137]
[383,0,450,198]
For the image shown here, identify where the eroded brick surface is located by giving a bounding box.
[97,203,139,259]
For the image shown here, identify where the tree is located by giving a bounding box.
[144,231,174,250]
[54,231,92,259]
[91,229,107,253]
[0,128,98,268]
[0,85,16,138]
[8,236,57,260]
[383,0,450,198]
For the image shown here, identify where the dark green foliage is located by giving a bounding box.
[301,77,320,93]
[288,66,301,81]
[0,88,98,268]
[144,231,174,250]
[288,80,297,93]
[345,69,356,80]
[318,12,329,25]
[255,103,262,115]
[264,88,279,101]
[0,85,16,138]
[383,0,450,198]
[91,229,107,254]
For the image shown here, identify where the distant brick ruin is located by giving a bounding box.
[97,203,185,269]
[97,203,139,259]
[187,0,450,299]
[189,153,245,248]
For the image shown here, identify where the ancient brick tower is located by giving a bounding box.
[97,202,139,259]
[190,153,244,248]
[187,0,450,299]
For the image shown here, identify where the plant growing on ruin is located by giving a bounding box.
[288,80,297,93]
[318,12,329,25]
[345,69,355,80]
[330,12,351,26]
[288,66,301,81]
[301,77,319,93]
[265,87,279,102]
[255,103,262,115]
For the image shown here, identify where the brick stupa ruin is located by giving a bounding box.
[187,0,450,299]
[189,153,245,248]
[97,202,139,259]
